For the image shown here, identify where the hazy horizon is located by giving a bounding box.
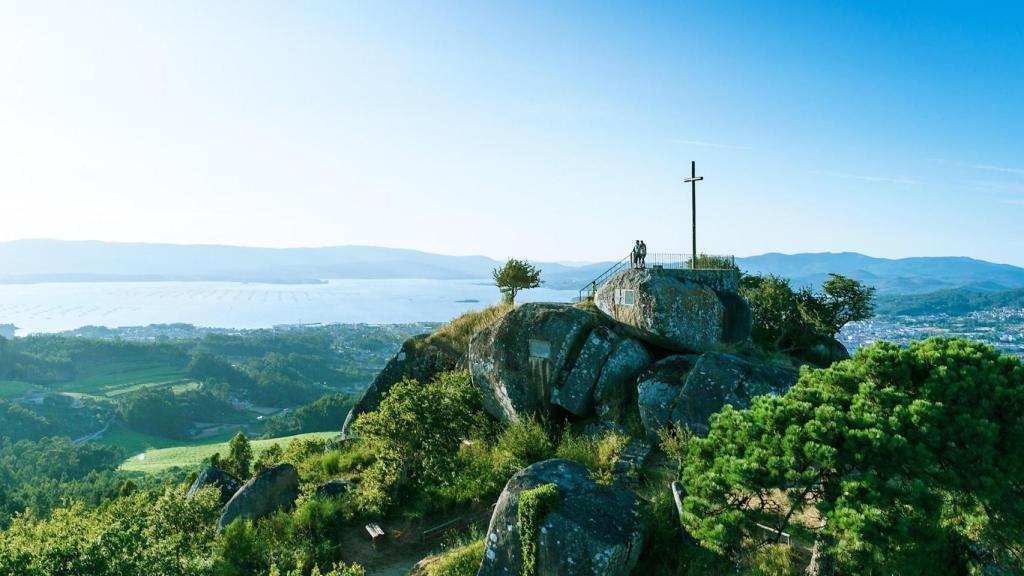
[3,2,1023,264]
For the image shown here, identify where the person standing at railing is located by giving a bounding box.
[631,240,641,268]
[639,240,647,268]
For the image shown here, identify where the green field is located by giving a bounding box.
[0,380,36,399]
[57,362,191,398]
[118,431,338,474]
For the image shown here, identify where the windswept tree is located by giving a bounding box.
[741,273,875,363]
[797,273,876,343]
[678,338,1024,575]
[493,258,542,304]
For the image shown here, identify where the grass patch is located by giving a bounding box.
[419,303,512,358]
[56,362,189,397]
[555,428,629,485]
[118,431,338,474]
[420,538,485,576]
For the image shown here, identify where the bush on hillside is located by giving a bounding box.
[679,338,1024,574]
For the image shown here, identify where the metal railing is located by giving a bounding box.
[578,253,736,301]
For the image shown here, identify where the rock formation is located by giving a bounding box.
[592,337,653,424]
[469,303,602,422]
[187,466,242,505]
[637,352,799,438]
[315,479,357,499]
[593,268,751,352]
[218,463,300,530]
[478,459,647,576]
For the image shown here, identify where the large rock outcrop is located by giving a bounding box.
[594,268,751,353]
[218,464,300,530]
[343,333,463,436]
[637,352,799,438]
[478,459,647,576]
[187,466,242,505]
[470,304,602,422]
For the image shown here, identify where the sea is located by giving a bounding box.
[0,279,579,335]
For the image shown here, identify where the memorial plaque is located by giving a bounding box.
[528,338,551,359]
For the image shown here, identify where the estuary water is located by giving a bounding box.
[0,279,579,335]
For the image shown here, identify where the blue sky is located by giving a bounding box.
[1,1,1022,264]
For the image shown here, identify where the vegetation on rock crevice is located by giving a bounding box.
[517,483,560,576]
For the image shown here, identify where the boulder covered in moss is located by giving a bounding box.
[469,304,602,422]
[478,459,646,576]
[593,268,751,353]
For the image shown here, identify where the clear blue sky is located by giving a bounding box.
[2,1,1022,264]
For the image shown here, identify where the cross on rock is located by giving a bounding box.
[683,160,704,262]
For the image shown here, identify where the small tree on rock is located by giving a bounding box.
[493,258,542,304]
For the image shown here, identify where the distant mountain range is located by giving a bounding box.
[2,240,1023,295]
[734,252,1024,295]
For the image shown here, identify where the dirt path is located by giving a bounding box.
[73,417,112,444]
[339,503,493,575]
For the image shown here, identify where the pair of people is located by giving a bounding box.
[631,240,647,268]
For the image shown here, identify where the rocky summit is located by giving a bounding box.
[594,268,751,352]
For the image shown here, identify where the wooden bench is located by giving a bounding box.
[365,523,385,547]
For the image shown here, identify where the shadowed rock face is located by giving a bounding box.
[315,479,357,499]
[674,352,799,436]
[594,268,751,353]
[637,352,799,439]
[636,355,700,439]
[218,464,300,530]
[478,459,647,576]
[593,337,654,424]
[187,466,242,505]
[343,333,462,436]
[470,303,602,422]
[551,326,618,417]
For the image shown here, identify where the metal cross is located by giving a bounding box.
[683,160,704,263]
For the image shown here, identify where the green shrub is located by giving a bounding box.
[517,483,560,576]
[555,429,628,485]
[688,254,738,270]
[491,417,555,477]
[353,371,489,514]
[418,304,511,359]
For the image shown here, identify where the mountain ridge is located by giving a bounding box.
[2,240,1023,295]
